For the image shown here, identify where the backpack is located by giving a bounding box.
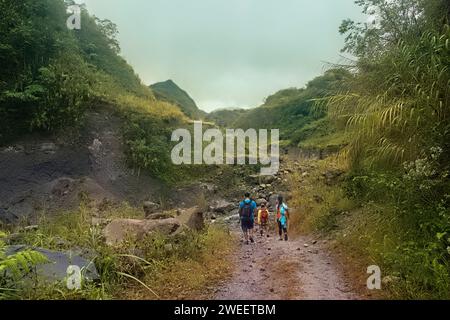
[260,208,269,224]
[240,201,253,221]
[277,203,287,220]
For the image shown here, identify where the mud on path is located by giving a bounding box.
[215,229,359,300]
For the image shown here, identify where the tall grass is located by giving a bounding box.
[2,203,234,300]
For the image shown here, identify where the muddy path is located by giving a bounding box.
[215,229,359,300]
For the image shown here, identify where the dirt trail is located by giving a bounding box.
[215,229,359,300]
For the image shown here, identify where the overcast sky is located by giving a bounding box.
[81,0,364,112]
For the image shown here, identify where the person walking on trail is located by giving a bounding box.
[239,192,257,245]
[257,202,270,237]
[276,195,289,241]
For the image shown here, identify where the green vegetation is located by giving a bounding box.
[285,0,450,299]
[206,108,250,127]
[1,204,234,300]
[150,80,206,120]
[0,232,49,299]
[1,0,449,301]
[0,0,148,140]
[0,0,209,183]
[330,0,450,299]
[233,69,350,147]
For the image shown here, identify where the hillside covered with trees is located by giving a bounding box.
[227,0,450,298]
[0,0,449,301]
[0,0,197,182]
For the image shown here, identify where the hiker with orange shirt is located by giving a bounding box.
[257,202,270,237]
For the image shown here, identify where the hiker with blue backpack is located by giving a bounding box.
[239,192,257,245]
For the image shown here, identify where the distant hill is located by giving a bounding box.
[232,69,351,148]
[206,108,250,127]
[150,80,205,119]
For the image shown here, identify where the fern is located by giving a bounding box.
[327,23,450,168]
[0,232,48,299]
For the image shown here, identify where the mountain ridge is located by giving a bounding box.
[150,80,206,120]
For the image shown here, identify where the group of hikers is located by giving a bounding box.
[238,192,289,245]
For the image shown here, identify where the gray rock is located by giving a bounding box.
[256,198,267,206]
[177,207,205,231]
[5,245,99,282]
[40,143,58,154]
[103,218,181,246]
[143,201,160,217]
[247,174,260,185]
[0,208,18,225]
[200,183,218,193]
[382,275,400,286]
[146,212,173,220]
[261,175,276,184]
[223,214,240,222]
[212,199,236,214]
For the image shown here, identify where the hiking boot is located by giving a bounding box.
[284,234,288,241]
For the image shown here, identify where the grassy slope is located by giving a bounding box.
[206,108,250,127]
[2,203,234,300]
[231,69,351,148]
[150,80,206,120]
[0,0,234,300]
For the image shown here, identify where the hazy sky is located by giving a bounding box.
[81,0,364,112]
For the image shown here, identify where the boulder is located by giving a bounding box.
[223,214,240,222]
[246,174,260,185]
[5,245,99,282]
[177,207,205,231]
[212,199,236,214]
[256,198,267,206]
[146,212,173,220]
[143,201,160,217]
[258,193,268,200]
[261,175,276,184]
[200,183,218,193]
[103,218,180,246]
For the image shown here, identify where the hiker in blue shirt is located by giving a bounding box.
[276,195,290,241]
[239,192,257,245]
